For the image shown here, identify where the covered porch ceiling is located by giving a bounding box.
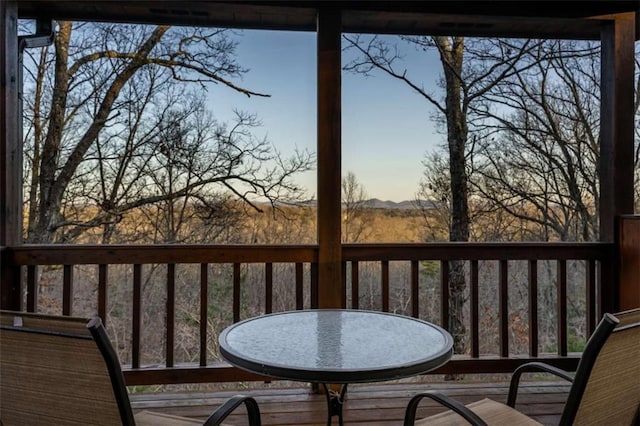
[15,1,640,39]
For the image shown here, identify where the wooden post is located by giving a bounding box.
[317,8,343,309]
[0,0,22,310]
[599,13,635,315]
[618,216,640,310]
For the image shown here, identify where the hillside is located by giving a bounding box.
[245,201,430,243]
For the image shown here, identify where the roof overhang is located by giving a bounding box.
[15,1,640,40]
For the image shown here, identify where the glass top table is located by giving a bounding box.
[219,309,453,425]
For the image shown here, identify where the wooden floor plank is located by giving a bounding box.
[130,380,570,425]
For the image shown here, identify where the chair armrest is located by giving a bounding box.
[204,394,261,426]
[403,391,488,426]
[507,361,574,407]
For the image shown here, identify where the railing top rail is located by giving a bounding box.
[4,242,610,265]
[8,244,318,265]
[343,242,610,261]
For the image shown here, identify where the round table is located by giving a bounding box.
[219,309,453,425]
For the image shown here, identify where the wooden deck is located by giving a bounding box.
[129,379,571,425]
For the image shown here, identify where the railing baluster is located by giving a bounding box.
[499,260,508,358]
[341,261,347,309]
[132,264,142,369]
[199,263,208,367]
[440,261,449,330]
[265,263,273,314]
[586,259,596,335]
[411,260,419,318]
[470,260,479,358]
[233,263,241,322]
[351,261,359,310]
[296,262,304,310]
[311,262,318,309]
[557,260,567,356]
[26,265,37,312]
[62,264,73,316]
[166,264,175,368]
[98,264,107,326]
[528,260,538,357]
[381,260,389,312]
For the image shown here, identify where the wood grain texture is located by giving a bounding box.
[130,380,571,426]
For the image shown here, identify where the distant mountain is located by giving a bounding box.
[362,199,437,210]
[276,199,437,210]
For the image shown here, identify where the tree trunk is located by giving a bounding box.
[29,23,169,243]
[435,36,470,378]
[31,22,72,243]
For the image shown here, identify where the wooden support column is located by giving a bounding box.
[618,215,640,310]
[317,8,343,308]
[0,1,22,310]
[600,13,635,314]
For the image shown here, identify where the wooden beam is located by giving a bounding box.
[14,1,639,40]
[599,12,635,314]
[0,0,22,310]
[317,8,343,308]
[122,355,582,386]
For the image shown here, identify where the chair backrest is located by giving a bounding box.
[561,308,640,425]
[0,310,135,425]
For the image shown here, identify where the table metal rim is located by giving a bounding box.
[219,309,454,384]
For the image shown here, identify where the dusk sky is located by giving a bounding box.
[207,29,444,202]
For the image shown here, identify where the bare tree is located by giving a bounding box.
[415,153,452,242]
[341,171,369,242]
[634,48,640,208]
[470,40,640,242]
[344,34,543,362]
[22,21,313,244]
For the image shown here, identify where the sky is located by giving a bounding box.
[207,30,445,202]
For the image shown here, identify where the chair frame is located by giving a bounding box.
[87,316,137,424]
[404,310,640,426]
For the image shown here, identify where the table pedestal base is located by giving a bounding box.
[322,383,348,426]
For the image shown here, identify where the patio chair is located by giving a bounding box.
[404,308,640,426]
[0,310,261,426]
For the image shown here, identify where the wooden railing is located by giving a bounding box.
[3,242,610,385]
